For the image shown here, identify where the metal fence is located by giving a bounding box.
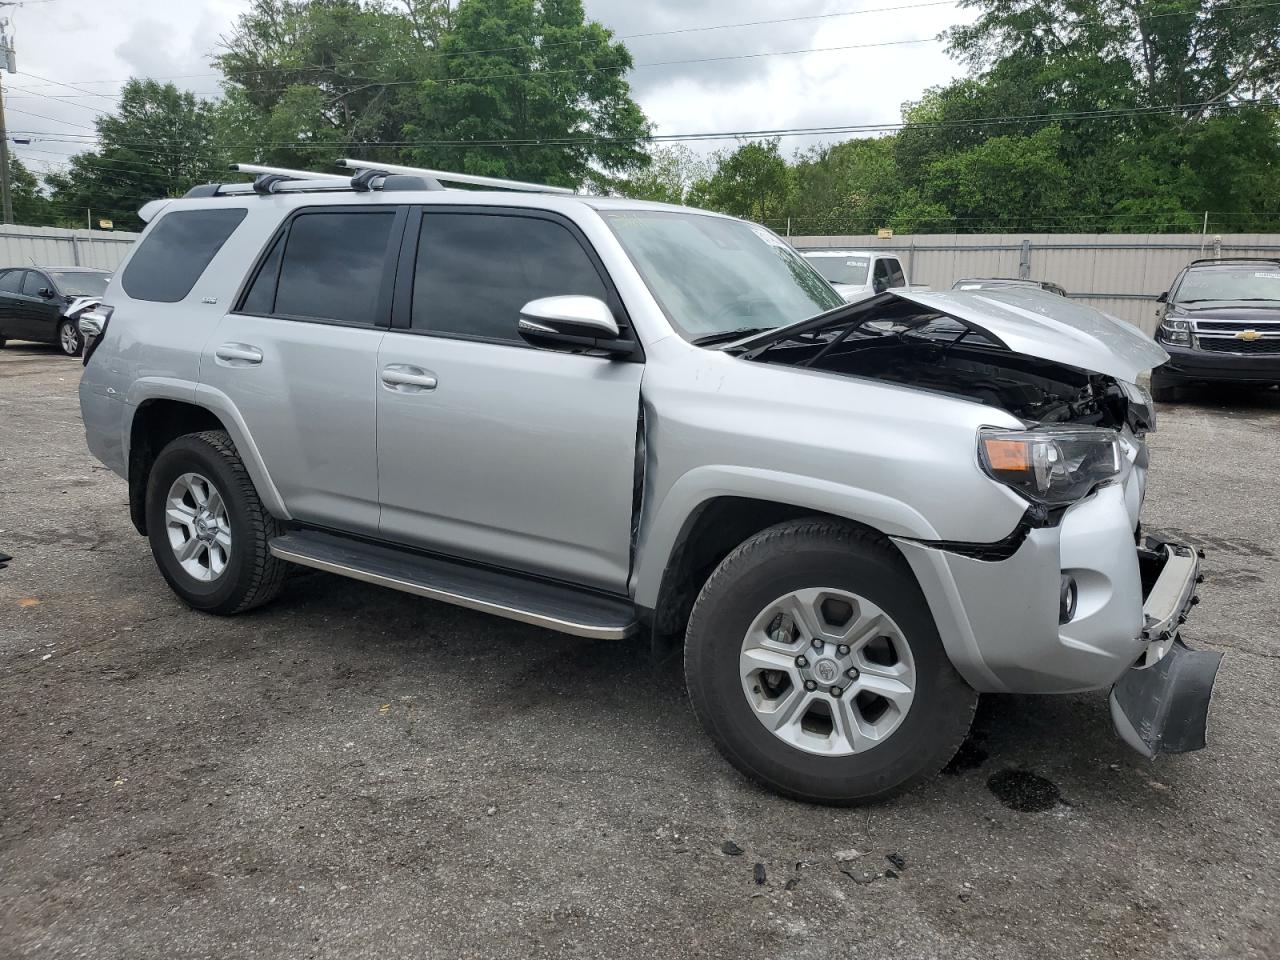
[0,224,139,273]
[790,233,1280,333]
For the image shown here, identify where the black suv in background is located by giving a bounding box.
[1152,258,1280,401]
[0,265,111,356]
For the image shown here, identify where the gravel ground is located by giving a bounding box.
[2,342,1278,960]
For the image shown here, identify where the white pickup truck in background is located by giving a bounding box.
[801,250,925,302]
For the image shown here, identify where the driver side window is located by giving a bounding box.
[22,272,50,297]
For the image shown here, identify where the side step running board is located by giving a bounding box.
[269,530,639,640]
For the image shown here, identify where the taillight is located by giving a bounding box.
[79,304,114,366]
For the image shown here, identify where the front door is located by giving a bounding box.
[22,270,64,344]
[201,206,404,535]
[375,208,643,593]
[0,270,26,340]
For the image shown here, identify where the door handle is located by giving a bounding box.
[381,364,438,392]
[215,343,263,366]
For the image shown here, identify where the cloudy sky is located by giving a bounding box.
[5,0,976,182]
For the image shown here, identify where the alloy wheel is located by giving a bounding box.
[164,472,232,582]
[739,587,916,756]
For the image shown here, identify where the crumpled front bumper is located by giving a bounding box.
[1108,538,1222,757]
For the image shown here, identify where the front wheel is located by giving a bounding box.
[57,319,83,356]
[145,430,288,615]
[684,519,977,805]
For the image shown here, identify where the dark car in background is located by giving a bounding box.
[0,266,112,356]
[953,277,1069,297]
[1152,258,1280,401]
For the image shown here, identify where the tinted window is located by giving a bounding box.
[239,232,285,316]
[412,213,607,341]
[22,271,49,296]
[274,212,395,325]
[0,269,26,294]
[884,258,906,288]
[122,208,247,302]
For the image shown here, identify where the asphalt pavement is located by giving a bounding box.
[2,341,1278,960]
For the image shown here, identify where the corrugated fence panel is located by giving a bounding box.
[0,225,139,273]
[792,233,1280,331]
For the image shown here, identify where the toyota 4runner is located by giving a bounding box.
[77,161,1221,804]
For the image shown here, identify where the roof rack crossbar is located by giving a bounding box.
[337,158,575,195]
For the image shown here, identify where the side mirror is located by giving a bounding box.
[1156,291,1168,303]
[38,287,55,300]
[871,276,888,294]
[517,296,634,357]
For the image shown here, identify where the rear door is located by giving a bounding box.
[201,205,404,536]
[0,270,25,339]
[375,207,643,592]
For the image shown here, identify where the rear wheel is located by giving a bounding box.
[684,519,977,805]
[57,319,83,356]
[145,430,287,614]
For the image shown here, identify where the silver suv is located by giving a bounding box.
[78,161,1220,804]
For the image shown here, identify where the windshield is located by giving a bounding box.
[805,255,870,286]
[50,270,109,298]
[601,211,845,341]
[1175,265,1280,303]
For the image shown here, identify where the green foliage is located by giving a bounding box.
[687,139,791,223]
[45,80,225,230]
[9,157,55,226]
[405,0,650,187]
[608,144,709,204]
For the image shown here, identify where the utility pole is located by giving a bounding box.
[0,14,16,225]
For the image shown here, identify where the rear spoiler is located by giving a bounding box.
[138,199,172,224]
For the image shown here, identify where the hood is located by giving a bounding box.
[1170,302,1280,324]
[891,287,1166,382]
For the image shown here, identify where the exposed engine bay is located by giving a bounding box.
[738,298,1150,431]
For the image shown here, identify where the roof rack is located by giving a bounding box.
[337,158,575,195]
[181,161,576,200]
[1188,256,1280,266]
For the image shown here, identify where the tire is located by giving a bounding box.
[684,519,977,805]
[145,430,287,615]
[57,318,83,357]
[1150,371,1179,403]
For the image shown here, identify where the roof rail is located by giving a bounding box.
[1188,256,1280,266]
[337,158,575,195]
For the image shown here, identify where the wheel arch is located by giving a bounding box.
[126,385,289,535]
[635,468,941,645]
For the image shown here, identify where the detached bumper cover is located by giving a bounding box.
[1109,539,1222,758]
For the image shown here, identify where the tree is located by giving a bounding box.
[216,0,428,169]
[406,0,650,187]
[689,139,792,224]
[9,157,55,226]
[46,80,224,230]
[612,144,709,204]
[788,137,902,234]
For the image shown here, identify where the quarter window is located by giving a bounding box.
[411,212,608,342]
[273,211,396,326]
[122,208,247,302]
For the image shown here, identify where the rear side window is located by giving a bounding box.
[0,269,25,294]
[411,213,608,342]
[122,208,247,302]
[272,211,396,326]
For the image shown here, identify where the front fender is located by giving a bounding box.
[630,463,940,609]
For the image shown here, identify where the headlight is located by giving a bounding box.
[1160,318,1190,344]
[978,427,1123,505]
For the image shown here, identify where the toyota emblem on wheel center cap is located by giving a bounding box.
[815,659,839,683]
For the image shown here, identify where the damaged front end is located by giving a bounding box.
[732,289,1221,758]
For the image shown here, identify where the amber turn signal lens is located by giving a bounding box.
[981,437,1030,473]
